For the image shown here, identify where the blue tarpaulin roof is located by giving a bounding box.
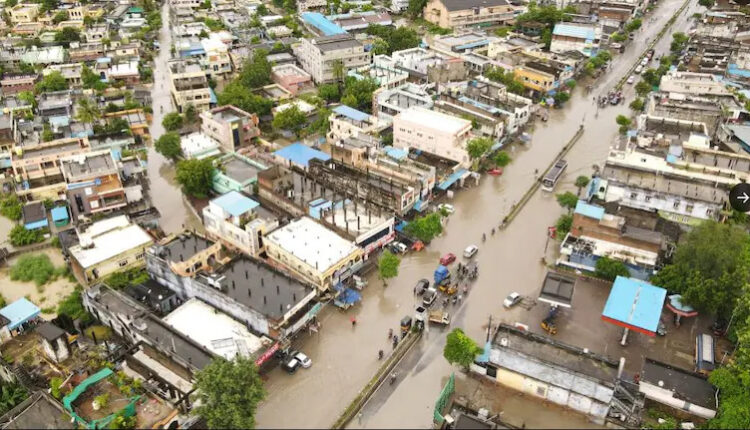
[0,298,40,330]
[212,191,259,216]
[209,87,217,104]
[384,147,408,160]
[332,105,370,122]
[301,12,347,36]
[602,276,666,335]
[51,206,69,222]
[455,40,489,51]
[553,23,596,40]
[274,143,331,167]
[728,64,750,78]
[438,168,468,191]
[337,288,361,304]
[574,200,605,220]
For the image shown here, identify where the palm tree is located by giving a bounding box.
[332,59,345,92]
[75,98,101,124]
[0,383,27,415]
[574,175,590,196]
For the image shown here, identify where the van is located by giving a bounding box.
[695,334,715,375]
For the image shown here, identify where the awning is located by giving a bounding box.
[438,168,469,191]
[337,288,361,305]
[666,294,698,318]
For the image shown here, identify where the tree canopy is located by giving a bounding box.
[556,192,578,211]
[466,137,492,160]
[162,112,184,132]
[651,221,750,317]
[378,250,401,285]
[239,49,272,89]
[341,77,379,113]
[404,212,443,242]
[595,257,630,281]
[484,67,525,95]
[36,71,68,93]
[365,25,421,55]
[176,158,214,198]
[272,105,307,136]
[217,81,273,116]
[494,151,511,167]
[75,98,101,124]
[155,132,182,160]
[193,356,266,429]
[443,328,481,368]
[574,176,590,195]
[54,27,81,47]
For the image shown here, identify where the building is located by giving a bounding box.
[0,74,37,95]
[69,215,154,285]
[22,201,47,230]
[374,83,434,124]
[329,11,392,32]
[393,107,473,168]
[514,61,565,95]
[383,48,466,84]
[9,4,40,24]
[202,191,279,256]
[461,76,533,135]
[168,59,213,113]
[61,151,128,220]
[0,298,41,340]
[264,217,364,291]
[11,137,90,200]
[423,0,515,30]
[0,392,73,429]
[211,152,267,194]
[550,23,600,57]
[271,64,313,96]
[37,322,70,363]
[200,34,233,79]
[432,32,500,54]
[348,59,409,90]
[107,60,140,85]
[200,105,261,153]
[327,105,381,142]
[293,34,370,84]
[638,358,717,420]
[658,71,732,97]
[180,132,221,160]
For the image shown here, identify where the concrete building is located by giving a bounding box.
[423,0,515,30]
[180,132,221,160]
[393,107,473,168]
[432,32,500,54]
[374,83,434,124]
[202,191,279,256]
[44,63,82,87]
[327,105,382,142]
[69,215,154,285]
[658,71,732,97]
[514,61,566,95]
[550,23,600,57]
[168,59,213,113]
[639,359,717,420]
[11,137,91,200]
[461,76,533,135]
[293,34,370,84]
[348,59,409,90]
[264,217,364,291]
[211,152,267,194]
[200,34,233,79]
[0,74,37,95]
[37,322,70,363]
[60,150,128,221]
[271,64,313,95]
[383,48,466,84]
[9,4,40,24]
[200,105,261,153]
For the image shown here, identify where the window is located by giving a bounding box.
[118,259,128,267]
[673,200,680,209]
[645,195,652,203]
[629,192,638,199]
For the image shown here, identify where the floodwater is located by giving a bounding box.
[255,0,697,427]
[146,3,201,234]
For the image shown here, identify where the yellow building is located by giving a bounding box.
[513,62,561,94]
[423,0,515,30]
[9,3,40,24]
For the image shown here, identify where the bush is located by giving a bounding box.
[161,112,184,131]
[494,151,511,167]
[57,288,91,322]
[0,194,22,221]
[105,268,149,289]
[9,225,46,246]
[556,214,573,237]
[10,254,56,286]
[595,257,630,281]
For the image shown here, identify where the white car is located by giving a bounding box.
[627,75,635,84]
[438,204,455,214]
[640,58,649,66]
[295,352,312,368]
[503,292,522,308]
[634,65,643,74]
[463,245,478,258]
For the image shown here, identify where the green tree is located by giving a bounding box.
[494,151,511,167]
[9,225,45,246]
[556,191,578,211]
[217,81,273,116]
[443,328,481,369]
[635,80,651,97]
[698,0,714,7]
[365,25,420,55]
[317,83,340,103]
[81,65,107,91]
[553,91,570,106]
[624,18,642,32]
[17,91,36,108]
[40,0,58,12]
[10,253,57,286]
[0,383,28,415]
[307,108,331,135]
[256,4,269,15]
[50,377,63,399]
[615,114,631,134]
[54,27,81,47]
[155,132,182,160]
[0,194,23,221]
[610,32,626,42]
[629,98,645,112]
[407,0,427,18]
[340,77,379,113]
[272,105,307,136]
[466,137,492,160]
[574,175,590,196]
[193,356,265,429]
[109,412,136,429]
[176,159,214,198]
[42,124,54,142]
[36,71,68,93]
[161,112,184,131]
[57,287,91,322]
[184,104,198,123]
[378,250,401,286]
[52,10,69,24]
[75,98,101,124]
[595,257,630,281]
[670,32,689,54]
[641,68,661,87]
[332,59,345,90]
[240,49,272,89]
[404,212,443,242]
[495,26,511,37]
[370,38,390,55]
[651,221,750,317]
[484,67,525,95]
[556,214,573,237]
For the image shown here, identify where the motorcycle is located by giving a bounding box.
[390,372,397,385]
[378,350,384,360]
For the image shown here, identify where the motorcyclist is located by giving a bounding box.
[390,372,397,384]
[378,350,384,360]
[482,233,486,242]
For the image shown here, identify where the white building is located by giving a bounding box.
[375,83,435,124]
[393,107,473,167]
[293,34,370,84]
[549,23,600,57]
[659,71,733,97]
[202,191,279,256]
[180,132,222,159]
[327,104,381,142]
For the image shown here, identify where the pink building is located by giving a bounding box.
[271,64,313,96]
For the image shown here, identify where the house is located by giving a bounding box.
[180,132,221,160]
[168,59,213,113]
[300,12,347,37]
[22,201,48,230]
[0,74,38,95]
[68,215,154,285]
[550,23,600,57]
[44,63,82,87]
[658,71,732,97]
[9,4,40,24]
[461,76,533,135]
[0,392,74,429]
[392,107,473,168]
[348,59,409,90]
[374,83,434,124]
[211,152,267,194]
[200,34,233,79]
[200,105,261,153]
[422,0,515,30]
[11,137,90,200]
[638,358,717,420]
[107,60,140,85]
[61,151,128,220]
[432,32,500,54]
[271,64,313,96]
[264,217,364,291]
[202,191,279,256]
[328,11,392,32]
[327,105,381,142]
[273,142,331,170]
[37,322,71,363]
[0,298,41,340]
[381,48,466,84]
[293,34,370,84]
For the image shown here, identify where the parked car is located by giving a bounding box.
[282,357,301,373]
[438,203,455,214]
[415,279,430,295]
[295,352,312,368]
[640,57,649,66]
[487,168,503,176]
[626,75,635,84]
[503,292,522,308]
[463,245,478,259]
[635,65,643,74]
[440,253,456,265]
[389,242,408,254]
[423,287,438,307]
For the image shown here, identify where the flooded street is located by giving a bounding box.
[147,3,199,234]
[255,0,695,427]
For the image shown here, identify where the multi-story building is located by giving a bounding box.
[461,76,533,135]
[513,61,565,96]
[60,151,128,221]
[550,23,601,57]
[202,191,279,257]
[9,3,40,24]
[393,107,473,168]
[44,63,82,87]
[293,34,370,84]
[201,35,233,79]
[271,64,313,96]
[200,105,261,153]
[297,0,327,11]
[0,74,38,95]
[168,59,213,113]
[11,137,91,200]
[658,71,733,97]
[169,0,202,8]
[423,0,515,30]
[327,105,382,142]
[374,83,434,124]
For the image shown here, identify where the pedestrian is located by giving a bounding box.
[351,317,357,328]
[458,294,463,303]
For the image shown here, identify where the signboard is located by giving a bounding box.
[255,342,280,367]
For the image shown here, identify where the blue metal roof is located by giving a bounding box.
[602,277,666,334]
[209,87,217,104]
[301,12,347,36]
[455,40,489,51]
[212,191,259,217]
[24,219,48,230]
[51,206,69,222]
[574,200,604,220]
[332,105,370,122]
[553,23,595,40]
[384,147,408,160]
[438,168,468,191]
[274,143,331,168]
[728,63,750,78]
[0,298,40,330]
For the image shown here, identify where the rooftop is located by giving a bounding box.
[211,191,259,217]
[395,107,471,135]
[217,154,265,184]
[265,217,359,273]
[539,271,575,308]
[71,220,153,269]
[641,358,716,410]
[301,12,347,36]
[0,392,73,430]
[553,23,597,40]
[440,0,509,11]
[159,234,215,264]
[36,322,65,342]
[601,277,666,335]
[574,200,605,220]
[332,105,370,122]
[22,202,46,224]
[274,142,331,168]
[0,298,41,331]
[61,151,117,179]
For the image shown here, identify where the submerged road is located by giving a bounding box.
[255,0,697,427]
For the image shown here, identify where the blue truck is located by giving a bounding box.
[434,265,450,286]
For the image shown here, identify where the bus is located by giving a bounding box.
[695,333,715,375]
[542,159,568,192]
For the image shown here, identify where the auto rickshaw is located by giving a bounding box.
[541,319,557,335]
[438,283,458,295]
[400,316,412,336]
